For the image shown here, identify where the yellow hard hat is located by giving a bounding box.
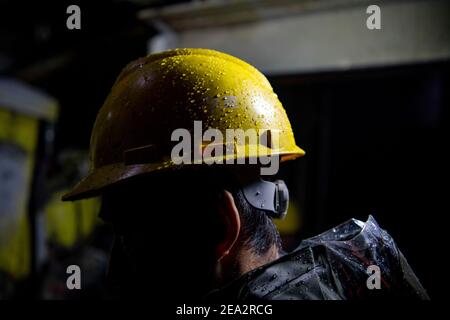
[62,48,304,201]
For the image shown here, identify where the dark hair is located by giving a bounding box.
[228,186,283,256]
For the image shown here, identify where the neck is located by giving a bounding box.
[214,245,280,289]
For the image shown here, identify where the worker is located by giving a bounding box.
[63,48,429,300]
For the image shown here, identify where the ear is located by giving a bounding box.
[216,190,241,262]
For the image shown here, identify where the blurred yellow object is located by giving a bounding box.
[0,215,31,279]
[274,200,302,235]
[0,109,12,140]
[0,79,59,283]
[44,191,100,248]
[0,108,37,279]
[0,108,38,152]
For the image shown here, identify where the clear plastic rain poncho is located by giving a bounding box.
[207,216,429,300]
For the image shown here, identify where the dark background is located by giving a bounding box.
[0,0,447,299]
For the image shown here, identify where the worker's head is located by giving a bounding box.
[62,48,304,298]
[99,167,285,298]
